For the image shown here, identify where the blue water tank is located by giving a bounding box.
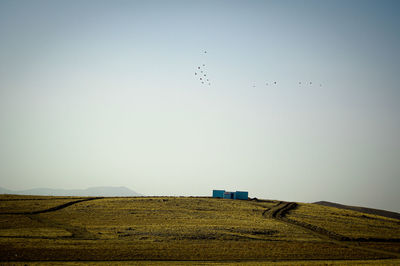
[235,191,248,200]
[212,190,225,198]
[223,192,234,199]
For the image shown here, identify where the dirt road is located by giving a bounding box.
[263,201,400,258]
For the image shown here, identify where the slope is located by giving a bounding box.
[314,201,400,220]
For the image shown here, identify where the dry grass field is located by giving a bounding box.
[0,195,399,264]
[2,259,400,266]
[287,203,400,240]
[0,195,85,214]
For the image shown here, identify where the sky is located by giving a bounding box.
[0,0,399,212]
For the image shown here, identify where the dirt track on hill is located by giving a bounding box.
[264,201,400,258]
[0,197,103,240]
[0,197,103,215]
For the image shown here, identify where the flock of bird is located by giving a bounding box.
[194,50,323,88]
[194,51,211,86]
[253,81,323,88]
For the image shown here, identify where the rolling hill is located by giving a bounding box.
[314,201,400,220]
[0,196,399,264]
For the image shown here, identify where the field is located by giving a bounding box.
[287,203,400,240]
[0,196,399,265]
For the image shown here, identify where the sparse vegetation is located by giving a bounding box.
[0,196,399,264]
[287,203,400,239]
[0,196,85,213]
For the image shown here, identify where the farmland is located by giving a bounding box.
[0,196,399,265]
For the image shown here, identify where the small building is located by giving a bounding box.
[223,192,234,199]
[212,189,248,200]
[235,191,249,200]
[212,190,225,198]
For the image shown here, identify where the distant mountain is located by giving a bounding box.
[0,186,142,197]
[314,201,400,220]
[0,187,13,194]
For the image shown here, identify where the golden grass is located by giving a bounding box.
[0,227,71,238]
[287,203,400,239]
[2,259,400,266]
[0,197,84,213]
[0,196,399,262]
[0,195,82,200]
[39,197,319,241]
[0,237,383,261]
[358,242,400,254]
[0,214,42,228]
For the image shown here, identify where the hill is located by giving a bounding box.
[0,196,399,264]
[0,186,142,197]
[314,201,400,220]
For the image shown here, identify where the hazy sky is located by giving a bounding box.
[1,0,399,212]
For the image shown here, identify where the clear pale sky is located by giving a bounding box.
[1,0,399,212]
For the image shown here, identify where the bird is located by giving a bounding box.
[203,64,205,66]
[274,81,277,84]
[204,51,207,53]
[195,72,197,75]
[198,66,200,69]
